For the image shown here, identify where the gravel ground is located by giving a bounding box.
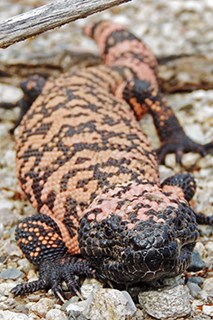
[0,1,213,319]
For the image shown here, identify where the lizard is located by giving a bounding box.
[11,20,213,300]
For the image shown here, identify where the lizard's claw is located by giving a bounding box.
[156,134,212,165]
[11,255,95,301]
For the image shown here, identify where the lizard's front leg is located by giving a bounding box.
[119,79,213,164]
[11,214,94,300]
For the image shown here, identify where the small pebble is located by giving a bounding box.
[194,242,206,258]
[0,208,18,226]
[203,278,213,296]
[198,225,213,237]
[181,153,200,167]
[205,242,213,255]
[0,282,16,297]
[66,300,87,320]
[138,285,191,319]
[81,279,103,300]
[184,124,205,144]
[134,308,145,320]
[202,305,213,317]
[187,251,206,272]
[159,165,174,181]
[187,281,202,299]
[46,309,67,320]
[187,276,204,286]
[0,268,23,280]
[1,240,21,257]
[28,298,55,317]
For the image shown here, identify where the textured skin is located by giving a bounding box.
[12,21,212,297]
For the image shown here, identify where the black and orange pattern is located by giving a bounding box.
[12,21,212,298]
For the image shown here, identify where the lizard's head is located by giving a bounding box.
[79,174,199,285]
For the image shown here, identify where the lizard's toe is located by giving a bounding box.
[11,255,95,300]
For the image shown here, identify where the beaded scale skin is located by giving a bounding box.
[12,21,213,298]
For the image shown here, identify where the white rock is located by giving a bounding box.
[66,300,87,320]
[0,282,16,296]
[181,153,200,168]
[0,84,22,103]
[138,285,191,319]
[81,281,103,300]
[0,200,13,210]
[0,310,30,320]
[66,288,136,320]
[159,165,174,181]
[195,242,208,258]
[205,242,213,255]
[28,298,55,317]
[203,305,213,317]
[184,124,205,144]
[203,278,213,295]
[46,309,67,320]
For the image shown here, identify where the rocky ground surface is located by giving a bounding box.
[0,0,213,319]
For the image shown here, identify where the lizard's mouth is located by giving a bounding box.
[79,202,198,285]
[93,238,195,285]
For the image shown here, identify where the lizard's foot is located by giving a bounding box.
[11,255,95,301]
[161,173,213,226]
[156,134,212,165]
[161,173,196,201]
[12,214,95,300]
[0,75,46,134]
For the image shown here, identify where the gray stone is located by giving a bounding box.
[158,275,184,287]
[138,285,191,319]
[1,240,21,257]
[187,251,206,272]
[187,281,202,299]
[0,268,23,280]
[187,276,204,286]
[0,208,17,226]
[66,288,136,320]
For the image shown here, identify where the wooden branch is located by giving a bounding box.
[0,0,131,49]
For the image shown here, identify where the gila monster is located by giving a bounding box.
[11,21,213,299]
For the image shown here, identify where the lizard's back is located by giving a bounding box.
[17,67,159,246]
